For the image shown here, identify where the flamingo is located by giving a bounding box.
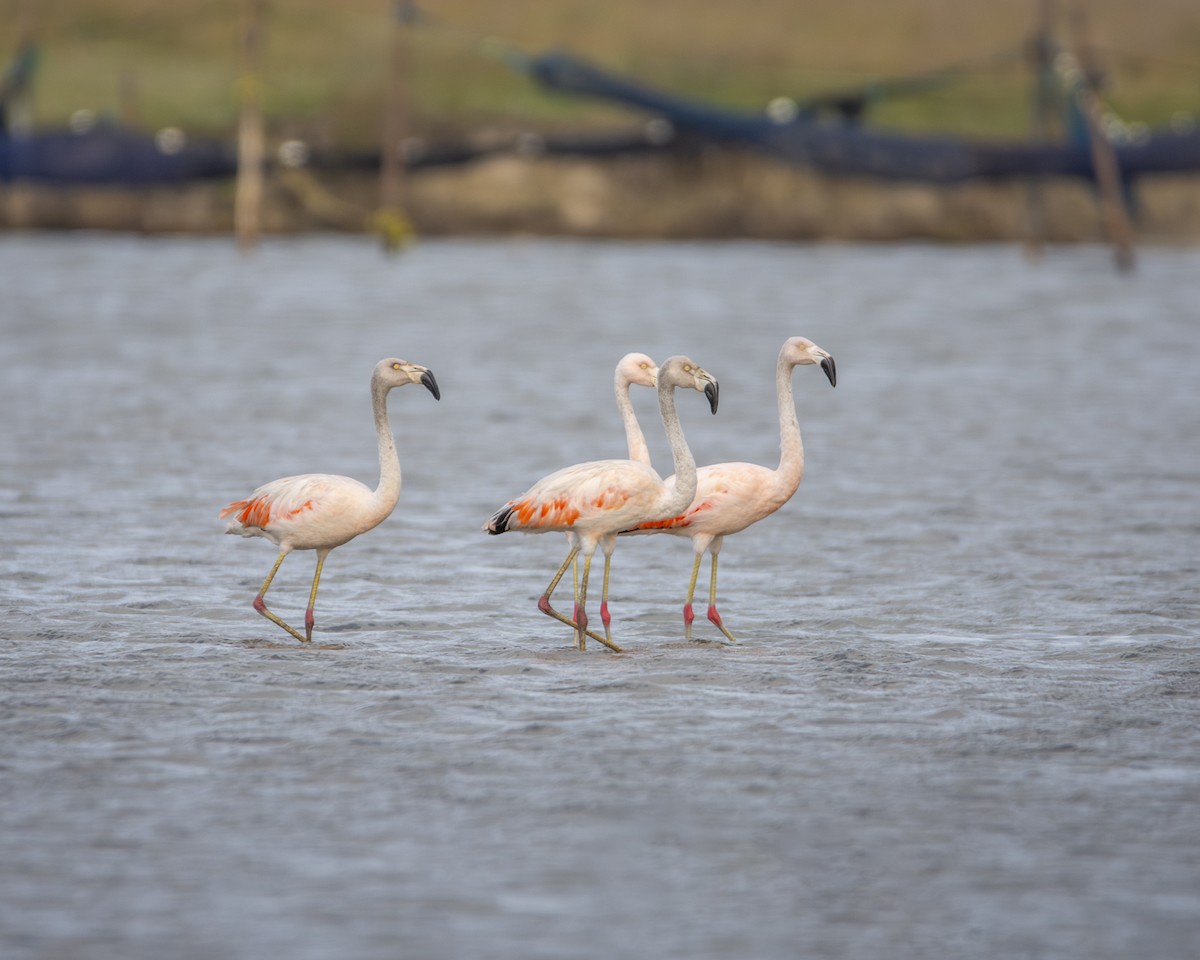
[625,336,835,643]
[567,352,658,645]
[484,355,718,652]
[220,358,440,643]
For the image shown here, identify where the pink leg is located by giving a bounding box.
[600,600,611,629]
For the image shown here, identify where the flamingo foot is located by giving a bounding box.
[538,594,623,653]
[253,595,308,643]
[706,604,738,644]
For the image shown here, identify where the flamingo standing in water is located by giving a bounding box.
[485,355,718,652]
[570,352,659,645]
[625,336,835,643]
[220,358,440,643]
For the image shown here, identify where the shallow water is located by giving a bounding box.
[2,235,1198,959]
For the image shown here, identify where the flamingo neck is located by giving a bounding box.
[658,380,698,515]
[371,379,402,514]
[775,353,804,496]
[616,376,652,466]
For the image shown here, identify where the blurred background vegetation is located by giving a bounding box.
[4,0,1200,149]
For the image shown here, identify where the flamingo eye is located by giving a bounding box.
[392,362,402,370]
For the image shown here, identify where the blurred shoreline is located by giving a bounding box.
[3,148,1199,243]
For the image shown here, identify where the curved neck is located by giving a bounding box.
[658,380,698,513]
[775,354,804,492]
[371,379,402,511]
[616,377,652,466]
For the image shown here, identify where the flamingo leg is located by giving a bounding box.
[304,549,330,643]
[599,552,614,648]
[538,548,621,652]
[683,551,703,641]
[572,556,580,624]
[253,550,308,643]
[576,552,594,651]
[705,553,738,644]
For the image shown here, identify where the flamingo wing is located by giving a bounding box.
[489,459,662,534]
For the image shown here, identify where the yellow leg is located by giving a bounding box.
[576,553,593,651]
[706,554,738,644]
[303,549,329,643]
[683,552,703,641]
[253,550,308,643]
[599,551,614,648]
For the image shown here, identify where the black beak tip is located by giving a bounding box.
[704,381,719,414]
[421,369,441,400]
[821,356,837,388]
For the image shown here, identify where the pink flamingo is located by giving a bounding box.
[220,358,440,643]
[484,355,718,652]
[567,352,659,644]
[626,336,835,643]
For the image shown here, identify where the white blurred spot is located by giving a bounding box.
[766,97,799,125]
[278,139,309,168]
[69,109,97,134]
[155,127,186,154]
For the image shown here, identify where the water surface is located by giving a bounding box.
[2,235,1198,959]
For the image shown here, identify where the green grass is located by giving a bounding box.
[3,0,1198,147]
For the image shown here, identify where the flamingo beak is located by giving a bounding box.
[420,369,441,400]
[703,377,719,414]
[820,356,836,388]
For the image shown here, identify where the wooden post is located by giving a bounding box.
[235,0,266,252]
[1070,4,1134,272]
[1024,0,1057,261]
[375,1,415,252]
[118,69,140,129]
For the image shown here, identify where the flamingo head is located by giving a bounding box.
[783,337,836,387]
[374,358,441,400]
[615,352,659,390]
[660,355,719,414]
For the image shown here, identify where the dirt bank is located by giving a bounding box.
[3,148,1198,244]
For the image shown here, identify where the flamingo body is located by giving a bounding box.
[637,461,790,539]
[222,473,385,551]
[221,358,440,643]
